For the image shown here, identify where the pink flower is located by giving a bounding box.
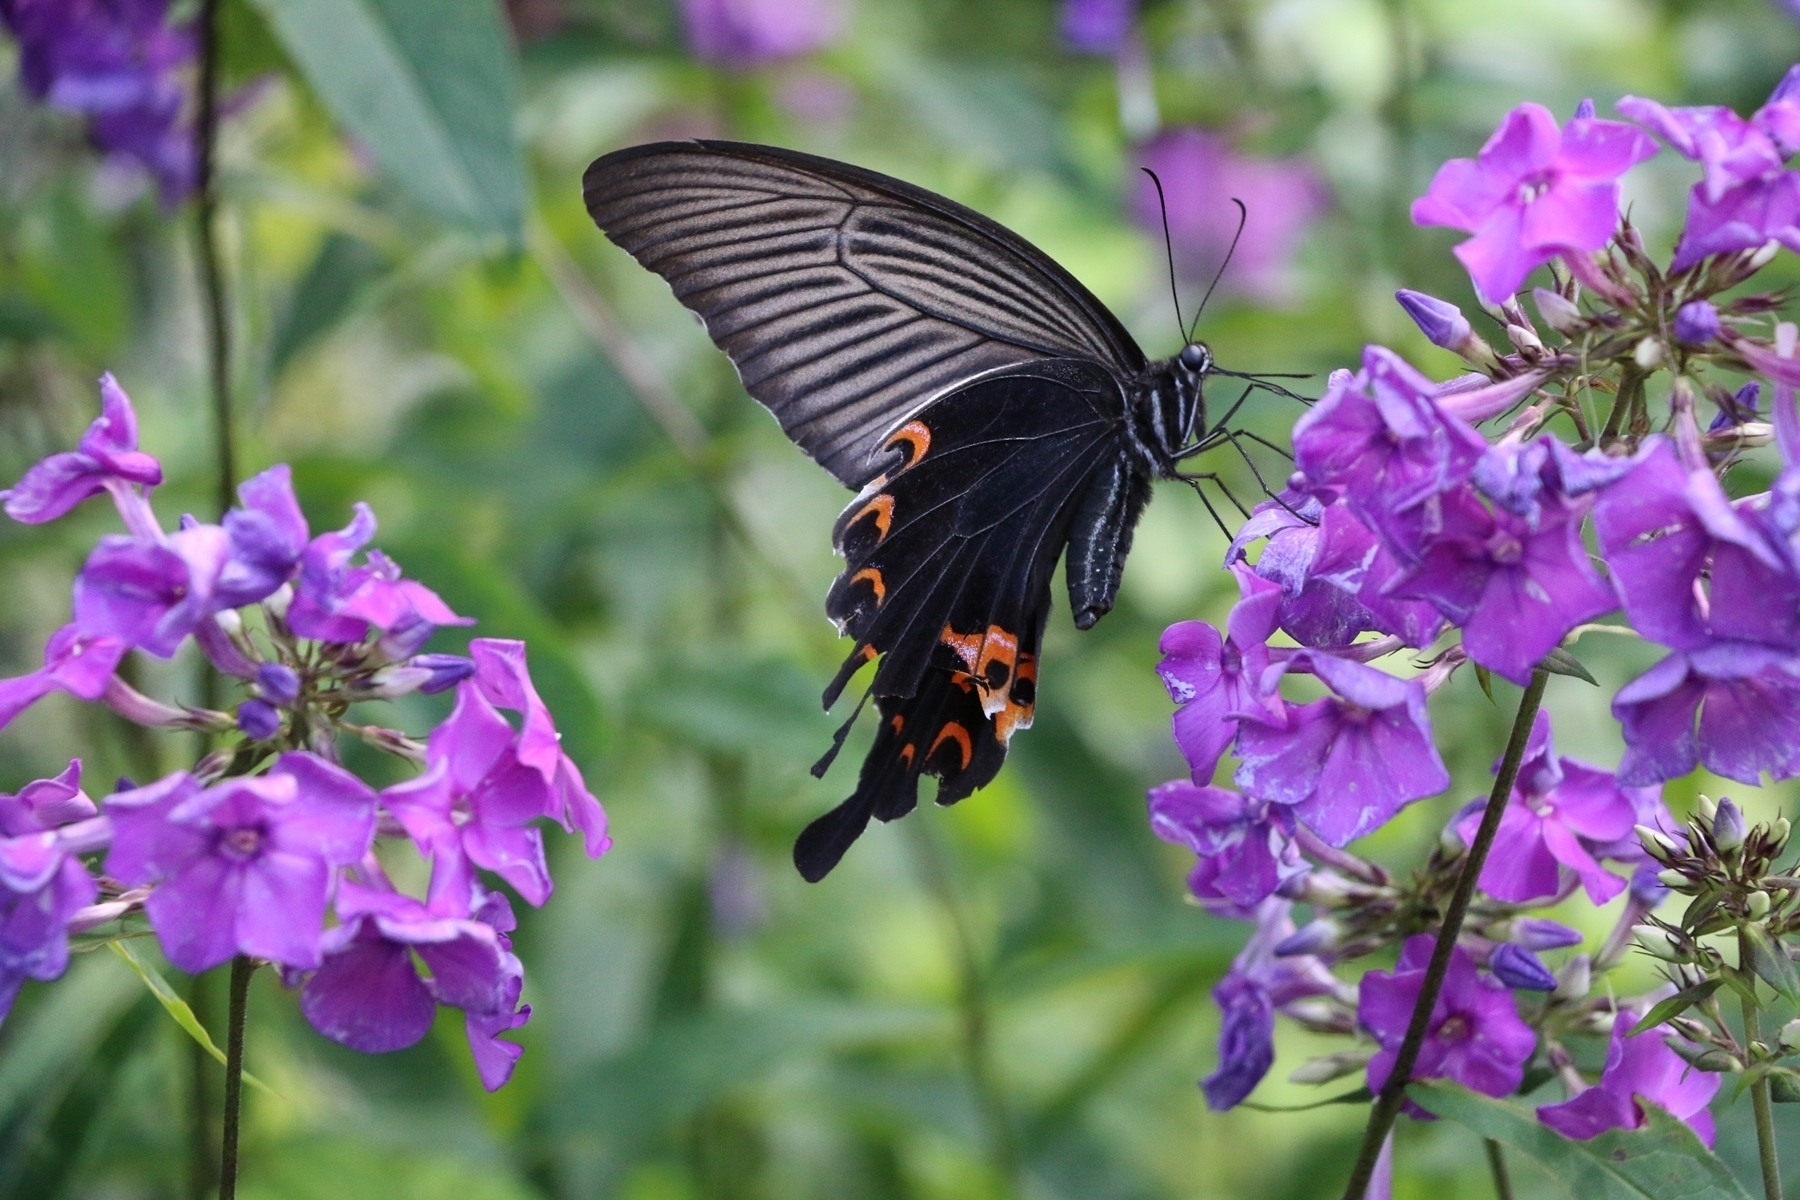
[1537,1012,1719,1146]
[1412,103,1657,303]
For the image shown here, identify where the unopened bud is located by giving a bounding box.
[1281,998,1353,1034]
[1636,824,1680,861]
[1489,943,1557,991]
[1698,794,1718,822]
[1553,954,1592,1001]
[1775,817,1792,850]
[1288,1049,1374,1085]
[1635,336,1666,370]
[193,748,235,783]
[1657,868,1691,891]
[256,662,302,707]
[1275,918,1339,958]
[1633,925,1685,962]
[1750,239,1782,271]
[1690,1049,1742,1073]
[1780,1018,1800,1052]
[1506,324,1545,355]
[236,699,282,741]
[1512,918,1584,951]
[1673,299,1721,345]
[1748,890,1773,920]
[264,582,293,619]
[215,607,244,637]
[1532,287,1583,334]
[1713,797,1747,853]
[1396,288,1473,353]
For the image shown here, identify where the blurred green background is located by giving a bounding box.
[4,0,1800,1197]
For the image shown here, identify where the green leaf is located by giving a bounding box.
[1769,1068,1800,1103]
[1410,1080,1755,1200]
[1630,977,1721,1035]
[1541,646,1599,686]
[1475,663,1496,704]
[250,0,525,237]
[1740,922,1800,1004]
[1238,1087,1371,1112]
[106,943,280,1100]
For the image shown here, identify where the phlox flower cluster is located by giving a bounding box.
[1151,70,1800,1163]
[0,376,609,1089]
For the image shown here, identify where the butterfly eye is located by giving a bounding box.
[1179,343,1211,372]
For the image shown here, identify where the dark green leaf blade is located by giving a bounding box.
[1409,1079,1755,1200]
[1741,923,1800,1004]
[1630,978,1721,1035]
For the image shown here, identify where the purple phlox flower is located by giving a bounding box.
[1360,935,1536,1106]
[286,503,470,652]
[71,523,230,659]
[1537,1011,1720,1145]
[1454,713,1656,904]
[1612,640,1800,786]
[216,465,309,609]
[105,753,376,973]
[1488,943,1557,991]
[1386,485,1616,685]
[1395,289,1473,354]
[1412,103,1657,303]
[1291,346,1488,556]
[0,0,198,203]
[299,871,525,1082]
[469,639,609,857]
[0,623,130,733]
[678,0,844,67]
[1147,781,1305,916]
[1203,898,1345,1110]
[1595,438,1800,652]
[1620,69,1800,270]
[381,682,562,907]
[1060,0,1136,54]
[1,374,163,529]
[1134,129,1329,305]
[1156,566,1284,783]
[0,760,106,1021]
[1234,651,1450,847]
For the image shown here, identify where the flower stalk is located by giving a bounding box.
[217,954,254,1200]
[1339,667,1549,1200]
[1739,927,1784,1200]
[194,0,234,521]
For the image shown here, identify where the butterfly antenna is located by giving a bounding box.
[1188,197,1247,342]
[1140,168,1185,344]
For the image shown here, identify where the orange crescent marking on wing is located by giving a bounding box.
[850,567,886,604]
[994,653,1038,744]
[930,722,974,771]
[859,643,878,662]
[885,420,931,468]
[889,713,905,733]
[898,743,917,768]
[852,493,896,541]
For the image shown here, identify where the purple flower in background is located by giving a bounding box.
[217,465,310,609]
[1619,70,1800,270]
[381,683,560,907]
[1203,899,1344,1110]
[1134,129,1328,304]
[1537,1012,1720,1145]
[1235,652,1450,846]
[286,503,470,653]
[1060,0,1136,54]
[1291,347,1487,556]
[1361,936,1535,1102]
[72,524,230,658]
[1,374,163,529]
[1612,641,1800,786]
[679,0,844,67]
[1412,103,1657,303]
[0,761,106,1020]
[1386,486,1616,685]
[300,875,519,1059]
[0,624,129,732]
[1156,566,1283,783]
[1147,782,1302,916]
[469,639,610,857]
[1453,713,1655,904]
[105,754,376,973]
[0,0,199,204]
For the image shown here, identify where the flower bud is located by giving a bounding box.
[1698,794,1718,822]
[1531,287,1583,335]
[1506,323,1544,355]
[1634,336,1665,370]
[236,699,282,741]
[1657,868,1690,890]
[1632,925,1685,961]
[264,582,293,619]
[1553,953,1592,1001]
[255,662,302,707]
[1636,824,1680,861]
[215,608,244,637]
[1713,797,1747,853]
[1573,97,1596,120]
[1281,999,1354,1034]
[193,748,235,783]
[1748,890,1773,920]
[1689,1049,1742,1073]
[1288,1049,1373,1085]
[1775,817,1792,851]
[1750,239,1782,271]
[1511,918,1584,951]
[1396,288,1473,353]
[1780,1018,1800,1052]
[1674,300,1721,345]
[1489,943,1557,991]
[1275,918,1339,958]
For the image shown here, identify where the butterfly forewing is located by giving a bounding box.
[583,140,1145,487]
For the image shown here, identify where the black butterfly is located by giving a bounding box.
[584,140,1274,881]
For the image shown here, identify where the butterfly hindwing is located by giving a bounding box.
[794,361,1131,881]
[583,141,1146,488]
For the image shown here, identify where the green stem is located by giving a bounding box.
[1738,940,1784,1200]
[187,973,215,1200]
[906,822,1019,1196]
[1598,366,1643,449]
[1485,1139,1514,1200]
[1338,667,1549,1200]
[217,956,253,1200]
[195,0,234,520]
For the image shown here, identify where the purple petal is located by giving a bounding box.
[301,921,436,1053]
[236,849,329,968]
[144,853,244,974]
[267,752,375,864]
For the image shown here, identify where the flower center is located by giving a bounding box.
[1488,532,1523,565]
[1515,175,1550,206]
[451,792,475,827]
[1436,1014,1472,1045]
[220,825,264,860]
